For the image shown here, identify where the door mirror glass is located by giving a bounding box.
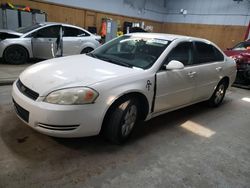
[165,60,184,70]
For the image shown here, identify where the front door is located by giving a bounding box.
[154,42,197,113]
[31,25,61,59]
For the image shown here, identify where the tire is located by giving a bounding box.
[81,47,94,54]
[243,69,250,84]
[104,98,139,144]
[208,81,227,107]
[3,45,28,64]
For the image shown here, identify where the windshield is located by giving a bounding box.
[89,35,170,69]
[232,42,250,51]
[15,24,42,34]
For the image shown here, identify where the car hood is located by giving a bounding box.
[19,54,142,96]
[224,50,250,63]
[0,29,23,40]
[224,50,245,57]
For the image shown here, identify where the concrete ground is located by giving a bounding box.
[0,85,249,188]
[0,59,38,85]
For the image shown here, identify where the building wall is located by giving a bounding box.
[0,0,248,49]
[43,0,166,22]
[44,0,250,26]
[161,0,249,49]
[163,0,250,26]
[1,0,164,33]
[163,22,247,50]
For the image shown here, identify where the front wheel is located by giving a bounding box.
[3,45,28,64]
[208,81,227,107]
[104,98,139,144]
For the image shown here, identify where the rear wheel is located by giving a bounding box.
[81,47,94,54]
[208,81,227,107]
[104,98,139,144]
[3,45,28,64]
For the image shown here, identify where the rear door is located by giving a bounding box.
[192,41,225,101]
[154,42,198,112]
[31,25,61,59]
[63,26,91,56]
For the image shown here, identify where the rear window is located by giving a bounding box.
[194,42,224,64]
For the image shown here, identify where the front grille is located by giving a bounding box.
[13,99,29,123]
[16,79,39,100]
[37,123,79,131]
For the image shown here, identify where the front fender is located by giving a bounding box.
[0,38,33,58]
[91,72,156,124]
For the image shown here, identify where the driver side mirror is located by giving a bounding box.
[164,60,184,70]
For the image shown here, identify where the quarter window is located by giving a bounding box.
[164,42,193,66]
[213,46,224,61]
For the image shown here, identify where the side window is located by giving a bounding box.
[164,42,193,66]
[194,42,223,64]
[63,27,90,37]
[34,26,60,38]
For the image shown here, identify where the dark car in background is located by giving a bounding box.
[224,41,250,84]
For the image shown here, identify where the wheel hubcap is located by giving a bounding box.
[215,84,225,104]
[7,49,25,62]
[121,105,137,137]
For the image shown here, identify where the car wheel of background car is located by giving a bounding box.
[81,47,94,54]
[104,97,139,144]
[3,45,28,64]
[208,81,227,107]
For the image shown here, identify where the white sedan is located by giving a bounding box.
[12,33,236,143]
[0,22,101,64]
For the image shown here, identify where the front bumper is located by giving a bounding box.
[12,81,104,138]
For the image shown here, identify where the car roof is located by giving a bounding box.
[126,32,211,43]
[38,22,83,29]
[35,22,92,35]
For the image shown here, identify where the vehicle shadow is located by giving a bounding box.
[54,100,222,147]
[0,98,232,163]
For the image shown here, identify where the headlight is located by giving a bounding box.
[44,87,99,105]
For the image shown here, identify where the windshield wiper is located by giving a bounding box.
[87,53,132,68]
[86,52,98,58]
[97,56,133,68]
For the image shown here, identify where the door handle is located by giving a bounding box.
[216,67,222,71]
[187,71,196,78]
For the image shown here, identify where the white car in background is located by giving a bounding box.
[12,33,236,144]
[0,22,101,64]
